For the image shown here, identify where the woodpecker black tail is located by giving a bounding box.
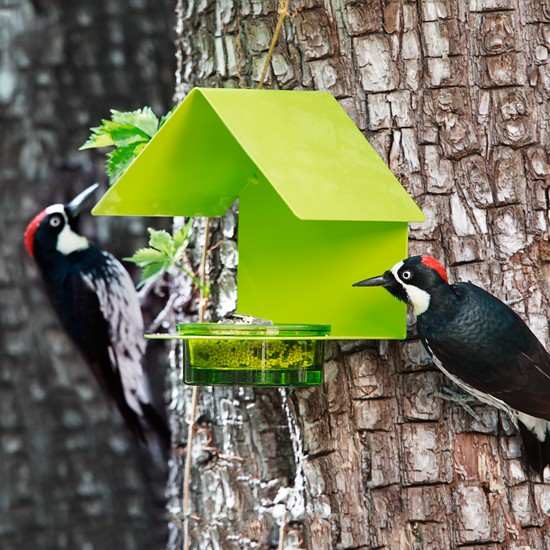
[355,255,550,475]
[518,423,550,476]
[24,184,170,455]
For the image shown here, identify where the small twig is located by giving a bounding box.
[207,239,225,254]
[182,384,199,550]
[200,446,245,463]
[182,217,211,550]
[147,292,178,333]
[506,294,530,307]
[179,262,208,296]
[277,511,287,550]
[198,219,211,321]
[138,272,163,304]
[258,0,291,89]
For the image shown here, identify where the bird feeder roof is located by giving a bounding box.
[92,87,424,222]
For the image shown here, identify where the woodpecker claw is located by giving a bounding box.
[434,386,482,423]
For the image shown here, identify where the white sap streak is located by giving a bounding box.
[166,345,184,525]
[278,388,306,521]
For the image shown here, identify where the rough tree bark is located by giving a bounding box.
[169,1,550,549]
[1,1,173,548]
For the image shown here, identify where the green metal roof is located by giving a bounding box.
[92,87,424,223]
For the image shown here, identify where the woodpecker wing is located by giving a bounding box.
[421,282,550,420]
[53,247,169,450]
[38,249,146,443]
[79,250,150,416]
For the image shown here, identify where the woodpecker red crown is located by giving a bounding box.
[421,255,448,283]
[24,210,46,258]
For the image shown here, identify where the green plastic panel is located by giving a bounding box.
[92,87,422,338]
[93,90,255,216]
[93,88,424,222]
[238,175,408,339]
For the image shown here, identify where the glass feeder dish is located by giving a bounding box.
[176,323,331,387]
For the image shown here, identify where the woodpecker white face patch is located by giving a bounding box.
[45,204,89,255]
[391,260,431,316]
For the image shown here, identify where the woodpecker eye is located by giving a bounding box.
[49,215,63,228]
[401,270,412,281]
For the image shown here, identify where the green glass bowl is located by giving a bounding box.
[177,323,331,387]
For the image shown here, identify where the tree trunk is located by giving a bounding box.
[171,1,550,548]
[1,1,173,548]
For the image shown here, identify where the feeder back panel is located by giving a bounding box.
[238,175,408,339]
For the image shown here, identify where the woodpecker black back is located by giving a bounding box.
[418,282,550,408]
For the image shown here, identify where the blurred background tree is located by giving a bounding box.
[0,1,174,548]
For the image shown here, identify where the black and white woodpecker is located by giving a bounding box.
[354,255,550,474]
[24,184,170,452]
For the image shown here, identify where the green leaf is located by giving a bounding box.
[80,105,167,184]
[106,144,140,183]
[80,111,155,151]
[79,126,115,150]
[140,262,167,284]
[108,124,150,147]
[111,107,159,137]
[125,219,199,287]
[159,107,175,128]
[133,142,148,156]
[148,229,174,257]
[173,219,192,249]
[125,247,166,267]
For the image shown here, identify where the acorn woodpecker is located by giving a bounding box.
[24,184,170,452]
[354,255,550,474]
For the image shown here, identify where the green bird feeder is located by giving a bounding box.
[93,87,424,385]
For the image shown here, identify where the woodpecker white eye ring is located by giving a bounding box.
[401,270,412,281]
[49,216,62,227]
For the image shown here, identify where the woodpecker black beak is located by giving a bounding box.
[353,270,408,303]
[66,183,99,219]
[353,272,392,288]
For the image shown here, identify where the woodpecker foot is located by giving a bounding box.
[434,386,481,422]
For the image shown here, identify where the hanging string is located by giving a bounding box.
[181,219,210,550]
[258,0,291,89]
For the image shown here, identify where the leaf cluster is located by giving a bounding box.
[80,107,171,183]
[125,222,208,295]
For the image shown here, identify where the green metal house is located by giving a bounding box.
[93,88,424,339]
